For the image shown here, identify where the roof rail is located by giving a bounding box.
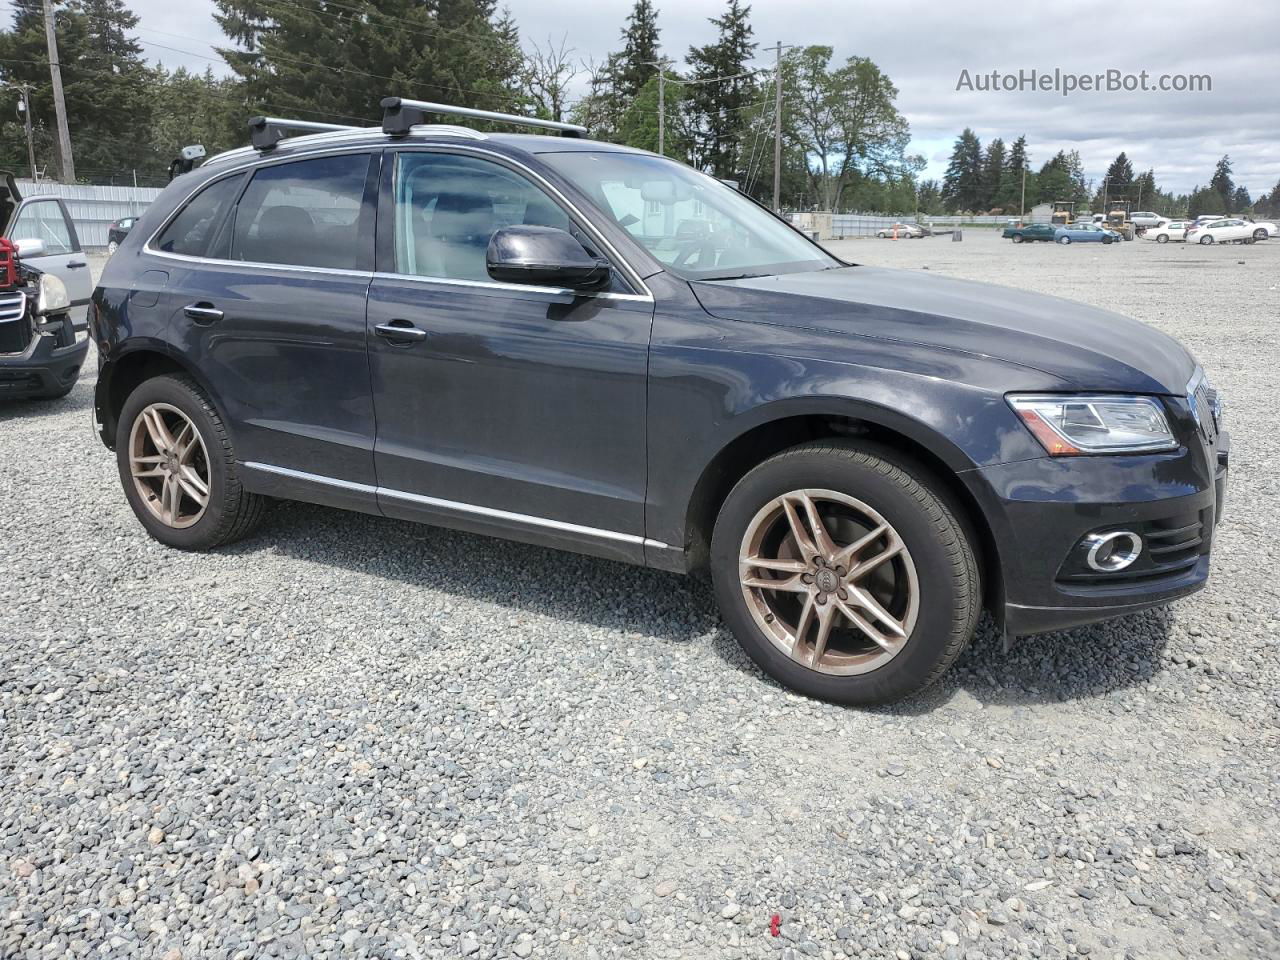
[248,116,361,151]
[381,98,587,138]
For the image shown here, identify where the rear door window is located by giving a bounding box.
[154,174,244,258]
[231,153,375,271]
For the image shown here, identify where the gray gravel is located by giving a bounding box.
[2,231,1278,959]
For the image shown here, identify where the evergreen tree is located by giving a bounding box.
[614,0,661,100]
[685,0,755,178]
[1208,155,1234,210]
[1034,151,1075,206]
[1000,135,1030,210]
[941,128,983,211]
[1230,184,1250,213]
[980,137,1005,211]
[1103,151,1134,196]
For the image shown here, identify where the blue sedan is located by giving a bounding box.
[1054,223,1122,244]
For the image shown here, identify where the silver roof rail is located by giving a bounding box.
[249,116,361,151]
[381,98,587,138]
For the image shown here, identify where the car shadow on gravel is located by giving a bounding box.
[0,381,95,424]
[227,500,1174,710]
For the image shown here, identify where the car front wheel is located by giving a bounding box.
[116,374,267,550]
[1200,235,1214,244]
[1157,234,1168,243]
[1012,235,1023,243]
[1254,228,1267,241]
[711,441,980,706]
[1057,236,1071,244]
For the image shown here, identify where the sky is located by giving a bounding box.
[123,0,1280,197]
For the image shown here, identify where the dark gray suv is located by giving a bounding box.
[89,100,1229,705]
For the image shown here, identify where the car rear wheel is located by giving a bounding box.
[1157,234,1168,243]
[116,374,267,550]
[711,440,980,706]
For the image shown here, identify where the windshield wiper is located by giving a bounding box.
[699,272,768,281]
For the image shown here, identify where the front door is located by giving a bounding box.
[6,197,92,325]
[366,149,654,562]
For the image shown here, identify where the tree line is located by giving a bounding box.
[0,0,921,210]
[937,128,1280,220]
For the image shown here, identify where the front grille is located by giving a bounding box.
[0,292,33,355]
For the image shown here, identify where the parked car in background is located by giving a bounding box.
[1145,220,1189,243]
[1,171,93,327]
[1130,211,1168,229]
[1002,223,1056,243]
[107,216,137,255]
[1054,223,1122,244]
[0,237,86,400]
[875,222,925,239]
[1185,219,1261,244]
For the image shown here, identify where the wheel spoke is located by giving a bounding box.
[780,495,818,560]
[173,421,197,463]
[178,464,209,497]
[131,465,166,479]
[177,473,209,507]
[846,585,908,639]
[832,522,888,568]
[742,572,809,593]
[741,555,807,574]
[809,601,837,666]
[161,475,182,522]
[790,594,816,658]
[836,598,904,653]
[798,492,837,558]
[848,537,904,581]
[142,407,175,452]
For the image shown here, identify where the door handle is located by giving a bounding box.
[66,260,88,269]
[374,320,427,344]
[183,303,224,325]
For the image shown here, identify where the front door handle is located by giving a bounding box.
[374,320,428,344]
[66,260,88,269]
[184,303,224,325]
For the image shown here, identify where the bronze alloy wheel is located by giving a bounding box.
[738,488,920,676]
[128,402,211,529]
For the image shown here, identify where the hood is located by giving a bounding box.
[690,265,1195,395]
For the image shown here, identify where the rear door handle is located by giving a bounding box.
[67,261,88,269]
[374,320,428,344]
[184,303,224,325]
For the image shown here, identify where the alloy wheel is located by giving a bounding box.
[128,402,211,529]
[738,489,919,675]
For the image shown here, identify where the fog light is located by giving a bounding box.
[1083,530,1143,572]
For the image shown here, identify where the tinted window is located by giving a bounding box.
[232,154,373,270]
[393,153,572,282]
[155,174,243,258]
[10,200,74,255]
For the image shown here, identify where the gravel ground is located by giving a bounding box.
[2,232,1277,960]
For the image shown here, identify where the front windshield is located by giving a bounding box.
[540,151,839,281]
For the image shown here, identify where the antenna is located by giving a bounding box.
[381,98,587,138]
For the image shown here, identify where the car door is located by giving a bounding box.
[5,197,92,326]
[366,148,654,563]
[153,151,382,494]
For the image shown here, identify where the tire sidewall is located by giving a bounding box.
[711,445,973,704]
[115,376,230,549]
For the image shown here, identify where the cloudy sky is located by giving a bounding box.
[124,0,1279,196]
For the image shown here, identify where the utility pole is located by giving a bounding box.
[642,59,672,157]
[770,41,785,213]
[8,82,38,181]
[1020,166,1026,221]
[42,0,75,183]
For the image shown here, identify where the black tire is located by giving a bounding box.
[710,440,980,706]
[1057,235,1071,244]
[115,374,266,550]
[1012,234,1023,244]
[1200,235,1214,244]
[1253,229,1267,241]
[1157,234,1168,243]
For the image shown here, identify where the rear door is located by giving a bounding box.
[5,197,92,325]
[154,151,382,493]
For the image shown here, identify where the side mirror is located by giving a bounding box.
[486,225,609,290]
[14,237,45,258]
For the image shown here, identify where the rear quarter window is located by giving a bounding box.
[154,174,244,258]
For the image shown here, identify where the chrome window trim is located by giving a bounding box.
[241,461,671,550]
[145,247,374,280]
[371,271,650,303]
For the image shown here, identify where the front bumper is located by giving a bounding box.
[0,331,89,399]
[964,425,1229,637]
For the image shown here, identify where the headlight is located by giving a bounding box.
[1007,394,1177,455]
[35,273,70,315]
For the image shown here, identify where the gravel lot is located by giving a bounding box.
[2,232,1277,960]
